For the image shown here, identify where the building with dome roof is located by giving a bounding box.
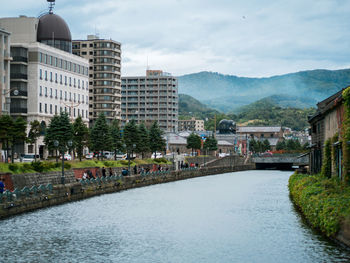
[0,1,89,158]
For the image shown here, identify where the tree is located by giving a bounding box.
[109,119,123,160]
[73,116,89,161]
[44,112,73,160]
[90,113,110,159]
[9,117,27,163]
[27,120,42,162]
[0,115,14,163]
[276,140,286,151]
[186,133,201,155]
[262,139,271,152]
[149,121,166,157]
[137,122,150,159]
[123,119,140,158]
[203,135,218,153]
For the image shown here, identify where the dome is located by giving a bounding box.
[37,13,72,53]
[37,13,71,41]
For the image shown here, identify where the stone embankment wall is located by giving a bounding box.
[0,164,255,219]
[205,155,246,168]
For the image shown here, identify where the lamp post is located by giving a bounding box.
[58,139,72,185]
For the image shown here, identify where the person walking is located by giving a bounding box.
[0,178,5,193]
[133,165,137,175]
[102,167,106,177]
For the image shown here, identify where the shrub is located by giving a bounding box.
[8,164,19,172]
[64,162,71,170]
[120,160,129,166]
[31,161,44,173]
[103,161,113,167]
[154,157,168,163]
[20,163,32,173]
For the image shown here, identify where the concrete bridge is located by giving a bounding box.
[252,154,309,170]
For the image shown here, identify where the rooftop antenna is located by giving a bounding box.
[47,0,55,14]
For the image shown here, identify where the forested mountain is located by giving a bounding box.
[178,69,350,112]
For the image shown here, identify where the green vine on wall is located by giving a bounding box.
[331,132,339,176]
[342,87,350,183]
[321,138,332,178]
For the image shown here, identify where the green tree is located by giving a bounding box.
[149,121,166,157]
[186,133,202,155]
[276,140,286,150]
[321,138,332,178]
[0,115,14,163]
[123,119,140,157]
[109,119,123,160]
[27,120,42,162]
[90,113,110,159]
[9,117,27,163]
[73,116,89,161]
[262,139,271,152]
[44,112,73,160]
[203,135,218,154]
[137,122,150,159]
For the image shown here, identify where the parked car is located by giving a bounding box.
[116,153,127,160]
[22,154,39,162]
[60,154,72,161]
[218,153,230,158]
[151,152,163,159]
[85,153,94,159]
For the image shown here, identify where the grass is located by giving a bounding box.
[0,158,171,174]
[289,172,350,236]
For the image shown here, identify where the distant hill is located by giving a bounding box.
[179,94,315,130]
[178,69,350,112]
[178,94,219,120]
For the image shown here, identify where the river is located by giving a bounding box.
[1,170,350,262]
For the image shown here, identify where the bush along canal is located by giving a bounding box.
[289,172,350,247]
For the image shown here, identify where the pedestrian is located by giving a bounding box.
[82,171,87,180]
[102,167,106,177]
[133,165,137,175]
[109,167,113,176]
[0,178,5,193]
[87,169,94,179]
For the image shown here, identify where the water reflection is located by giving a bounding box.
[1,170,350,262]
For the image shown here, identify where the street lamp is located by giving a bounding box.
[59,139,72,185]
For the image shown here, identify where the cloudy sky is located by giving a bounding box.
[1,0,349,77]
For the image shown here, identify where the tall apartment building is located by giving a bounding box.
[72,35,122,125]
[0,28,11,115]
[121,70,178,132]
[178,117,205,132]
[0,6,89,157]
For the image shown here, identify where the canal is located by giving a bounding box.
[1,170,350,262]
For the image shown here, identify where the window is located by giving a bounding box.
[60,106,62,113]
[39,69,42,79]
[69,107,71,116]
[65,91,67,100]
[74,108,76,117]
[74,78,76,87]
[55,73,58,83]
[82,81,84,89]
[39,86,42,96]
[261,134,264,138]
[55,105,57,114]
[50,72,53,82]
[44,54,47,64]
[55,89,57,98]
[45,103,47,113]
[49,56,52,65]
[82,43,87,48]
[69,77,72,86]
[45,87,48,97]
[54,57,57,67]
[45,70,47,81]
[50,104,52,114]
[74,93,76,102]
[78,79,80,88]
[60,90,63,99]
[78,94,80,102]
[39,103,42,112]
[82,110,84,118]
[86,96,88,104]
[65,76,67,85]
[82,95,84,103]
[60,74,62,84]
[39,53,43,63]
[50,88,53,98]
[69,92,72,101]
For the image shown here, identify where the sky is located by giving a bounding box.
[1,0,350,77]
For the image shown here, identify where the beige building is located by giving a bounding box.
[121,70,178,132]
[0,9,89,158]
[0,28,11,115]
[72,35,121,125]
[178,117,204,131]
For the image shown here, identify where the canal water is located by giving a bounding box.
[1,170,350,262]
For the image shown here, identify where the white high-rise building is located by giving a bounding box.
[0,28,11,115]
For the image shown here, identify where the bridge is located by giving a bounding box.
[252,154,309,170]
